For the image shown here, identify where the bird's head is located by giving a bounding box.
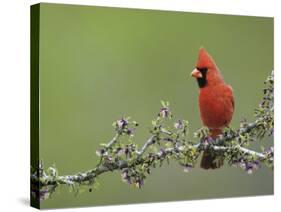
[191,47,224,88]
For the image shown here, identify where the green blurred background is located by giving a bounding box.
[38,3,273,209]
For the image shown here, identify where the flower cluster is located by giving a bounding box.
[232,158,261,174]
[159,101,172,118]
[121,168,145,188]
[113,117,138,136]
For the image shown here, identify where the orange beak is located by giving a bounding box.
[191,68,202,78]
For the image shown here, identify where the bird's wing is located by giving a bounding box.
[224,84,235,109]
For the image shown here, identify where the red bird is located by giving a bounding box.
[191,47,234,169]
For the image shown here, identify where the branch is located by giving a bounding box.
[31,71,274,201]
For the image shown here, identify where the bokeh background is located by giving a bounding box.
[38,3,273,208]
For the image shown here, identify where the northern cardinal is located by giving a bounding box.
[191,47,234,169]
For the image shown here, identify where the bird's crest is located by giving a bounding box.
[196,47,217,70]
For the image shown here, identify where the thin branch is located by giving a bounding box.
[32,145,178,187]
[211,145,271,162]
[214,108,273,146]
[137,135,156,156]
[106,133,120,148]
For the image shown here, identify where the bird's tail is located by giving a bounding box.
[200,129,224,169]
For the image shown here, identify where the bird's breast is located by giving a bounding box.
[198,85,234,129]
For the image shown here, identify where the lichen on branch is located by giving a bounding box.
[31,71,274,201]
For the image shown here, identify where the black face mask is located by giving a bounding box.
[196,67,208,88]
